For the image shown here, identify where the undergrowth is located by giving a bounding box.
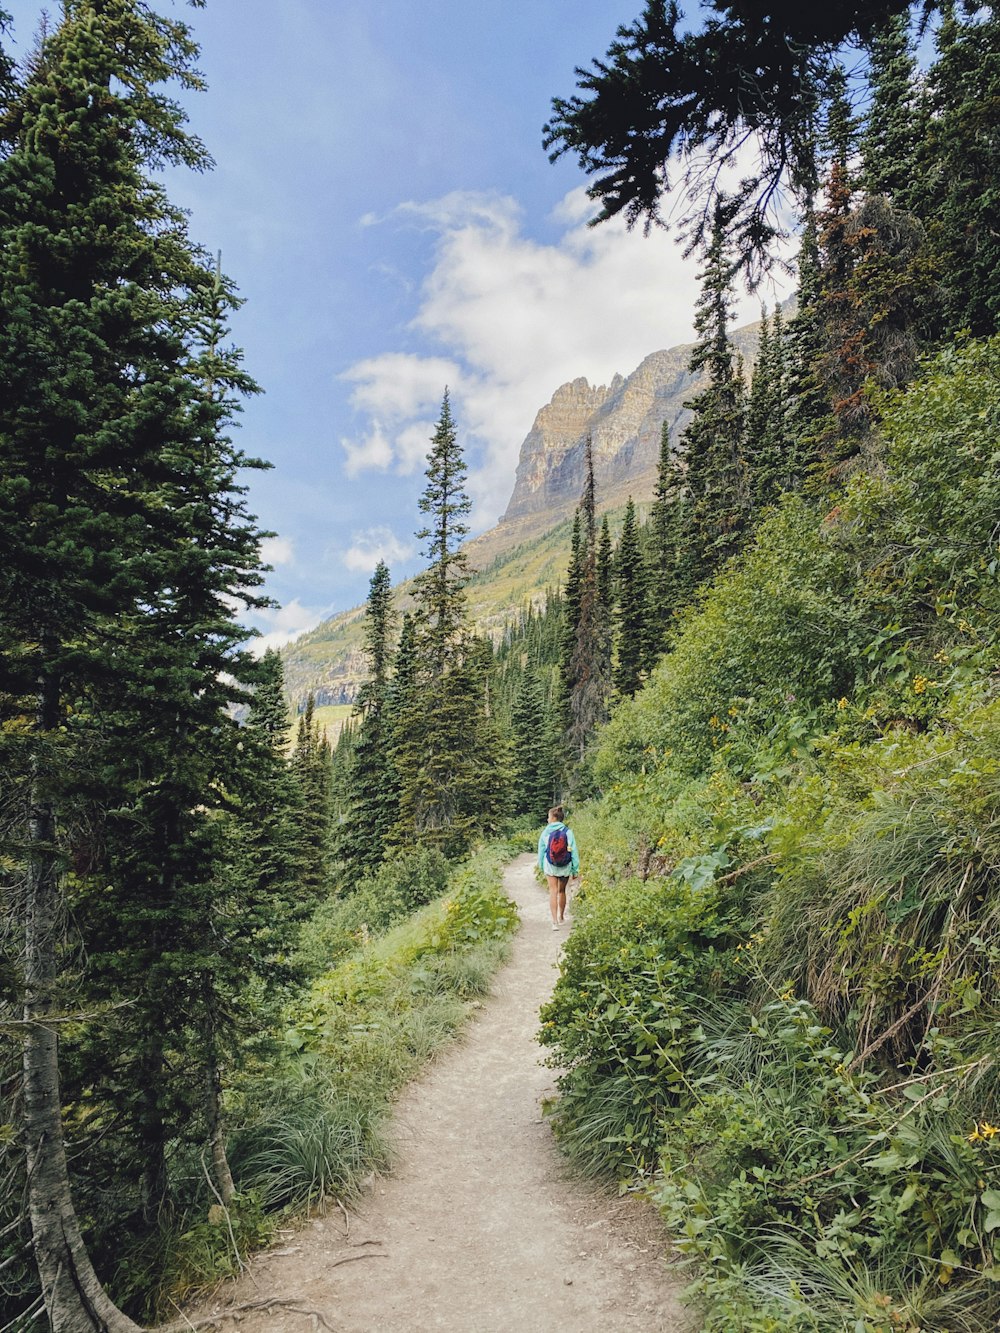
[541,340,1000,1330]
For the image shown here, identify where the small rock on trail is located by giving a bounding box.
[186,855,691,1332]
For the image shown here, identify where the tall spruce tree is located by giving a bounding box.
[860,12,921,206]
[509,669,557,818]
[341,560,398,873]
[745,306,792,510]
[911,7,1000,339]
[393,396,510,852]
[681,200,749,579]
[644,422,691,664]
[0,2,268,1324]
[291,694,334,900]
[557,509,584,725]
[613,498,648,697]
[566,439,610,763]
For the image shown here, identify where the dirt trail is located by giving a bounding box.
[188,855,691,1332]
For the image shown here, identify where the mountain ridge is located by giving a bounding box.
[282,313,767,707]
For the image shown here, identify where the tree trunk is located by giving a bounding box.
[203,987,236,1207]
[22,671,142,1332]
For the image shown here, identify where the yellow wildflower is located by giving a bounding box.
[837,697,849,710]
[913,676,928,695]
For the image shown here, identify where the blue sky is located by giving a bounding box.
[4,0,791,649]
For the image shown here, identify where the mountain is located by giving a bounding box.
[282,314,765,710]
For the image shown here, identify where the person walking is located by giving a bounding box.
[538,805,579,930]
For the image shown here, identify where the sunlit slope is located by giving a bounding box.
[281,513,589,708]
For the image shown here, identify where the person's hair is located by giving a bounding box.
[548,805,565,822]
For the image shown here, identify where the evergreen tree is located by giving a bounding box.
[784,207,834,474]
[745,306,792,510]
[393,397,510,851]
[341,560,398,873]
[815,70,869,467]
[912,7,1000,339]
[860,12,921,206]
[0,4,268,1323]
[291,694,333,900]
[566,438,611,763]
[613,498,648,697]
[411,389,470,673]
[681,201,749,579]
[238,648,304,933]
[557,509,584,723]
[509,669,558,818]
[644,422,690,664]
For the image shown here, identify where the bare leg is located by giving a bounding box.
[558,885,567,922]
[547,875,561,925]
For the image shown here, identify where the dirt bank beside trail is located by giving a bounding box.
[185,855,691,1332]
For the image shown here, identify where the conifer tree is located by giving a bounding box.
[784,208,833,473]
[291,694,333,900]
[393,396,510,851]
[0,3,273,1323]
[341,560,398,873]
[745,307,792,510]
[566,438,610,763]
[644,422,690,664]
[682,201,749,578]
[911,7,1000,338]
[860,13,921,206]
[613,498,648,697]
[510,670,557,817]
[557,509,584,724]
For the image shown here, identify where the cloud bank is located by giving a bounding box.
[341,187,793,529]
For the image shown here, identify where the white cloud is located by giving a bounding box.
[249,598,328,655]
[260,534,295,567]
[343,185,795,525]
[341,527,416,575]
[341,421,394,477]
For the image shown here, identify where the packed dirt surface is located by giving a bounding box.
[185,855,691,1332]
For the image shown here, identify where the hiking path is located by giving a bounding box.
[185,854,691,1332]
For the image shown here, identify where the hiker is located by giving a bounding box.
[538,805,579,930]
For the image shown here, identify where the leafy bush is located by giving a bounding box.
[297,846,451,975]
[595,498,858,784]
[542,342,1000,1327]
[655,999,1000,1331]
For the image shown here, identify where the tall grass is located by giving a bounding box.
[149,847,518,1315]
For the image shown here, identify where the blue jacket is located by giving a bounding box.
[538,822,579,877]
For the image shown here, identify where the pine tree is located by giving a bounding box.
[784,207,833,475]
[393,396,510,851]
[0,4,268,1323]
[815,69,869,466]
[411,389,470,673]
[911,7,1000,339]
[645,422,690,664]
[613,498,648,697]
[745,306,792,510]
[557,509,584,724]
[291,694,333,899]
[509,669,558,818]
[860,13,921,206]
[341,560,398,873]
[566,438,610,763]
[682,200,749,579]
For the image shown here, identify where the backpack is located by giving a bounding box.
[545,824,572,868]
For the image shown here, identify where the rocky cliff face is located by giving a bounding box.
[499,323,762,531]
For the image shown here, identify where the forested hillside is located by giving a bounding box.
[2,0,998,1330]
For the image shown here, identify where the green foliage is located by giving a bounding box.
[545,338,1000,1327]
[595,498,857,782]
[296,847,451,975]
